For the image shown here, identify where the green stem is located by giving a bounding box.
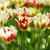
[48,35,50,50]
[34,27,35,40]
[6,44,8,50]
[45,28,48,50]
[21,31,25,50]
[34,27,35,49]
[38,30,41,50]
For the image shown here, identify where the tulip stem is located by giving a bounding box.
[45,28,48,50]
[38,30,41,50]
[33,27,36,49]
[21,31,25,50]
[6,44,8,50]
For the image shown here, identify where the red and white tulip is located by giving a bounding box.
[0,25,17,44]
[33,13,49,30]
[15,16,32,31]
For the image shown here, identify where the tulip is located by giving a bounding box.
[15,15,33,50]
[0,25,17,44]
[33,13,49,50]
[33,13,48,49]
[46,0,50,6]
[33,13,49,30]
[0,1,11,9]
[0,13,9,27]
[15,16,32,31]
[31,0,37,7]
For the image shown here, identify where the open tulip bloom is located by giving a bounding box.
[16,7,40,17]
[0,25,17,44]
[15,16,32,31]
[33,13,49,50]
[0,1,11,9]
[0,13,9,27]
[15,16,32,50]
[33,13,49,30]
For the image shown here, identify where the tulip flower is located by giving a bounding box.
[0,25,17,44]
[4,1,11,8]
[4,8,16,19]
[24,7,38,16]
[15,16,32,50]
[16,8,25,16]
[23,0,31,7]
[33,13,49,50]
[46,0,50,6]
[31,0,37,7]
[16,7,40,17]
[15,16,32,31]
[0,13,9,27]
[0,1,11,9]
[33,13,49,30]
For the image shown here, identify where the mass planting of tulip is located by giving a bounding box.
[0,0,50,50]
